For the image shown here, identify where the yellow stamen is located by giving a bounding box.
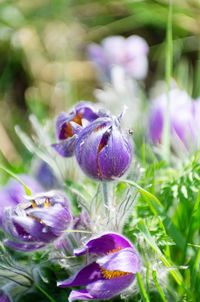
[31,200,37,208]
[100,267,131,279]
[44,198,51,208]
[107,246,122,254]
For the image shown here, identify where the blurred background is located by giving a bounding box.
[0,0,200,169]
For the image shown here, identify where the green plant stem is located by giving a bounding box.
[102,181,109,205]
[35,284,56,302]
[163,0,173,163]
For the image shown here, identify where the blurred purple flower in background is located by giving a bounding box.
[58,233,141,301]
[0,175,42,226]
[52,102,103,157]
[0,291,11,302]
[75,115,133,180]
[88,35,149,81]
[148,88,200,152]
[2,191,72,252]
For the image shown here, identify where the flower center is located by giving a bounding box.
[100,267,131,279]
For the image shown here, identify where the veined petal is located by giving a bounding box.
[4,239,44,251]
[68,290,94,302]
[52,135,77,157]
[28,204,72,235]
[98,124,133,179]
[74,233,132,256]
[97,247,141,274]
[86,274,135,300]
[58,262,101,287]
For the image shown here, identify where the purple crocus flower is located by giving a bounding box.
[75,116,133,180]
[88,35,149,81]
[148,89,198,150]
[58,233,141,301]
[52,102,102,157]
[0,175,43,225]
[2,191,72,252]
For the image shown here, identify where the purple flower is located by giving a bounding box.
[75,116,133,180]
[52,102,102,157]
[88,35,149,81]
[0,175,43,226]
[34,161,59,190]
[2,191,72,252]
[0,291,11,302]
[148,89,198,150]
[58,233,141,301]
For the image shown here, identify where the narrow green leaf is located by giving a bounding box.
[152,270,168,302]
[136,272,150,302]
[0,165,32,196]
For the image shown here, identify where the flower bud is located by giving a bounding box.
[75,117,133,180]
[2,191,72,252]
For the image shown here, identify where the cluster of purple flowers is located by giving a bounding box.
[0,101,141,301]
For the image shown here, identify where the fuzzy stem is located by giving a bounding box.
[136,272,150,302]
[102,181,109,206]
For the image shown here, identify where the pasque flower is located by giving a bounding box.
[88,35,149,81]
[75,116,133,180]
[2,191,72,251]
[58,233,141,301]
[0,175,42,226]
[52,102,102,157]
[148,89,200,151]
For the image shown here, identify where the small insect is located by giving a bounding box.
[128,129,133,135]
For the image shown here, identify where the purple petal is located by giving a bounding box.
[86,274,135,300]
[4,239,44,252]
[87,44,108,69]
[58,262,101,287]
[0,291,11,302]
[75,117,112,179]
[52,135,77,157]
[98,123,133,179]
[68,290,94,302]
[75,102,100,122]
[74,233,132,256]
[55,112,72,139]
[28,204,72,235]
[102,36,126,65]
[11,215,54,242]
[97,247,141,274]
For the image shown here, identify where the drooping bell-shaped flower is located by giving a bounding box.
[2,191,72,252]
[52,102,103,157]
[148,89,199,151]
[88,35,149,81]
[58,233,141,301]
[0,175,43,226]
[75,116,133,180]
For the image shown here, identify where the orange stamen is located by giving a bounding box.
[100,267,131,279]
